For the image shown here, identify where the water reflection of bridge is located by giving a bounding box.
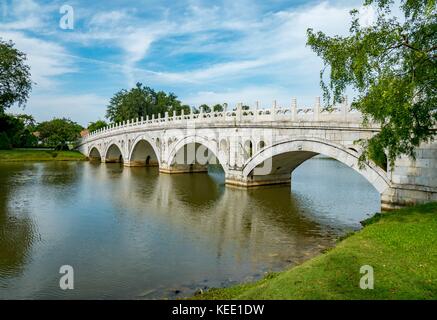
[82,163,346,268]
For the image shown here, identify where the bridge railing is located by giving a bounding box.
[80,97,363,143]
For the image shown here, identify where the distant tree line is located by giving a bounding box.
[105,82,192,123]
[105,83,229,122]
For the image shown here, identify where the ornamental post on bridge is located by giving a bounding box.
[342,96,349,122]
[236,103,242,122]
[165,111,168,122]
[291,97,297,121]
[223,103,228,122]
[314,97,321,121]
[181,109,184,121]
[254,101,259,121]
[272,100,277,121]
[190,106,194,120]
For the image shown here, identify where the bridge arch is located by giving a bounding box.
[88,146,102,161]
[166,135,229,174]
[104,142,124,163]
[242,137,390,193]
[128,134,161,167]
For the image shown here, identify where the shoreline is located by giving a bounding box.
[191,202,437,300]
[0,149,87,161]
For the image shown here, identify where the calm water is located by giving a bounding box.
[0,157,379,299]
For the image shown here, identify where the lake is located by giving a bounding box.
[0,157,380,299]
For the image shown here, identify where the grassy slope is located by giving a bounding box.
[0,149,87,161]
[195,203,437,300]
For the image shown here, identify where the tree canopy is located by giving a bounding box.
[36,118,83,150]
[306,0,436,167]
[0,113,37,149]
[106,82,190,123]
[212,104,224,112]
[199,104,211,113]
[87,120,108,133]
[0,39,32,113]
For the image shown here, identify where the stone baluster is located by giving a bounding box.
[343,96,348,122]
[254,101,259,121]
[223,103,228,121]
[199,106,204,121]
[236,103,242,122]
[140,116,144,124]
[291,97,297,121]
[181,109,184,121]
[165,111,168,122]
[190,107,194,120]
[314,97,320,121]
[272,100,277,121]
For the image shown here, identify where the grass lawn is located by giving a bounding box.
[0,149,87,161]
[194,202,437,300]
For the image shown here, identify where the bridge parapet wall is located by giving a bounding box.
[79,98,363,144]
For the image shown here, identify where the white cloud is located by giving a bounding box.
[2,0,373,124]
[182,86,320,109]
[0,31,75,89]
[125,1,356,88]
[12,93,108,126]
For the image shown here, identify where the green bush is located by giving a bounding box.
[0,132,11,150]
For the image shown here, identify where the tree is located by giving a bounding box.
[0,39,32,113]
[36,118,83,150]
[0,113,37,149]
[106,83,186,122]
[212,104,224,112]
[176,104,192,115]
[87,120,108,133]
[306,0,436,167]
[199,104,211,113]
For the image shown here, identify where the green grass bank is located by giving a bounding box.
[194,202,437,300]
[0,149,87,161]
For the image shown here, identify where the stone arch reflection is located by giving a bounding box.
[101,165,337,267]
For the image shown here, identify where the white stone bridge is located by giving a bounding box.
[76,98,437,210]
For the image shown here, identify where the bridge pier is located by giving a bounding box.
[225,170,291,187]
[159,163,208,174]
[124,159,159,167]
[102,156,123,163]
[382,185,437,211]
[381,142,437,210]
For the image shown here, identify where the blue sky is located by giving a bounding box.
[1,0,373,126]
